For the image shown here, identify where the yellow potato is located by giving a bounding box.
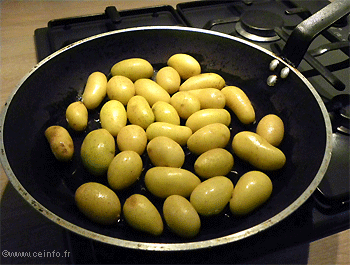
[221,86,255,124]
[167,53,201,80]
[256,114,284,146]
[232,131,286,171]
[170,91,201,119]
[147,136,185,168]
[190,176,234,216]
[163,195,201,238]
[45,125,74,162]
[106,75,135,105]
[123,194,163,236]
[116,125,147,155]
[107,151,143,190]
[110,58,153,82]
[155,66,181,94]
[100,100,127,137]
[152,101,180,125]
[75,182,121,225]
[187,123,230,155]
[82,72,107,110]
[134,78,170,107]
[185,109,231,133]
[230,171,273,216]
[126,95,155,129]
[80,129,115,176]
[187,88,226,109]
[194,148,234,179]
[179,73,225,91]
[146,122,192,146]
[65,101,88,132]
[145,167,201,198]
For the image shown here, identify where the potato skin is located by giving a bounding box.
[111,58,153,82]
[256,114,284,146]
[167,53,201,80]
[116,125,147,155]
[186,108,231,133]
[100,100,127,137]
[106,75,135,105]
[127,95,155,129]
[156,66,181,94]
[45,125,74,162]
[134,78,170,107]
[146,122,192,146]
[152,101,180,125]
[179,73,225,91]
[82,72,107,110]
[170,91,201,119]
[188,88,226,109]
[66,101,88,132]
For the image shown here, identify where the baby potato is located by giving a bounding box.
[170,91,201,119]
[66,101,88,132]
[110,58,154,82]
[80,129,115,176]
[100,100,127,137]
[256,114,284,146]
[230,171,272,216]
[134,78,170,107]
[185,109,231,133]
[127,95,155,129]
[82,72,107,110]
[145,167,201,198]
[123,194,163,236]
[147,136,185,168]
[156,66,181,94]
[190,176,234,216]
[167,53,201,80]
[146,122,192,146]
[179,73,225,91]
[45,125,74,162]
[106,75,135,105]
[232,131,286,171]
[221,86,255,124]
[107,151,143,190]
[187,123,230,155]
[116,125,147,155]
[163,195,201,238]
[152,101,180,125]
[188,88,226,109]
[75,182,121,225]
[194,148,234,179]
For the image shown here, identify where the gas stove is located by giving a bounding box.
[34,1,349,264]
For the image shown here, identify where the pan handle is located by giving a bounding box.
[282,0,350,67]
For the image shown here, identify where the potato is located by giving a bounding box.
[147,136,185,168]
[106,75,135,105]
[179,73,225,91]
[187,123,230,155]
[232,131,286,171]
[146,122,192,146]
[107,151,143,190]
[152,101,180,125]
[75,182,121,225]
[82,72,107,110]
[194,148,234,179]
[65,101,88,132]
[230,171,272,216]
[127,95,155,129]
[123,194,163,236]
[163,195,201,238]
[145,167,201,198]
[116,125,147,155]
[155,66,181,94]
[185,109,231,133]
[256,114,284,146]
[170,91,201,119]
[221,86,255,124]
[100,100,127,137]
[190,176,234,216]
[134,78,170,107]
[111,58,153,82]
[45,125,74,162]
[188,88,226,109]
[167,53,201,80]
[80,129,115,176]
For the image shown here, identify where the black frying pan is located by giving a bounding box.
[0,0,348,251]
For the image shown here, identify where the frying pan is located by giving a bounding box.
[0,0,348,251]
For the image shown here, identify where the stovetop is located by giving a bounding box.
[33,1,349,264]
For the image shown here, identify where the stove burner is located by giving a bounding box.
[236,10,283,42]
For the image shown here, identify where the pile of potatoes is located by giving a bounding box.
[45,54,286,238]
